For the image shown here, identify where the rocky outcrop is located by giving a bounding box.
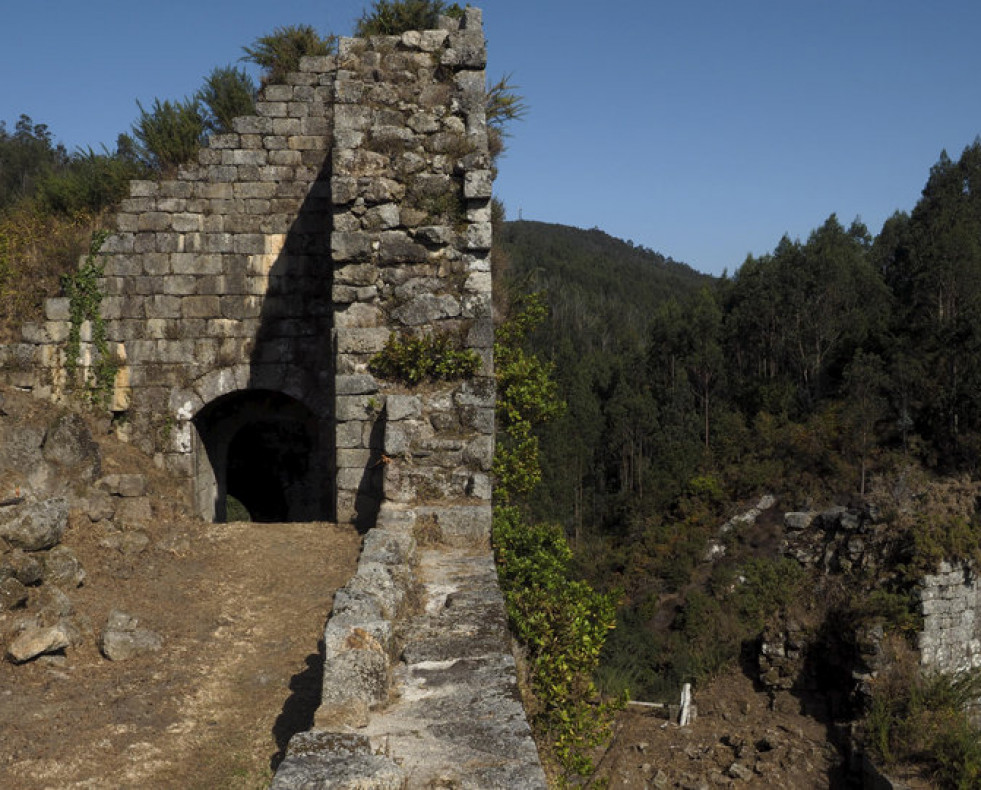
[0,387,161,665]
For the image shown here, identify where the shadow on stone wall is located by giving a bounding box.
[243,157,334,521]
[353,414,385,532]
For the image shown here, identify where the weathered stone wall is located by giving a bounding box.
[0,10,493,535]
[328,11,494,532]
[916,561,981,673]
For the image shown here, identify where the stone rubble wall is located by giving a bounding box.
[916,560,981,673]
[328,10,494,532]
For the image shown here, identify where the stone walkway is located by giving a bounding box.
[271,541,548,789]
[361,546,547,789]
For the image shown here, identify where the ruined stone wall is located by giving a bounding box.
[916,561,981,673]
[0,10,493,535]
[328,13,494,532]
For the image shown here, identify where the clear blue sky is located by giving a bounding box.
[2,1,980,276]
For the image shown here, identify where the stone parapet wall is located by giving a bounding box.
[273,530,547,789]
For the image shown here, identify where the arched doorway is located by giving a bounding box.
[192,389,330,522]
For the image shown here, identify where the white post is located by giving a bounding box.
[679,682,692,726]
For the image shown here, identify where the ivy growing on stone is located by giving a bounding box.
[62,230,117,404]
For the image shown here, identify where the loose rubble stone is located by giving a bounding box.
[113,497,153,527]
[7,621,77,663]
[34,585,75,622]
[784,512,816,531]
[100,530,150,556]
[0,576,29,610]
[96,474,147,498]
[100,609,163,661]
[0,498,69,551]
[1,548,44,586]
[82,490,115,522]
[42,545,86,588]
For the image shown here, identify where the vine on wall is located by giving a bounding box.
[62,230,117,404]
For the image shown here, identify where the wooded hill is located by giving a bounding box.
[500,140,981,719]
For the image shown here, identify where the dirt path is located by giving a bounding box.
[0,520,361,790]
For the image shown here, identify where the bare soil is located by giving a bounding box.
[0,391,361,790]
[594,672,849,789]
[1,518,360,790]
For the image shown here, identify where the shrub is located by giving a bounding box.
[62,230,117,404]
[494,292,564,501]
[198,66,257,134]
[131,97,205,173]
[368,330,480,385]
[0,206,94,342]
[242,25,336,87]
[355,1,463,37]
[493,506,623,779]
[37,146,144,215]
[867,646,981,788]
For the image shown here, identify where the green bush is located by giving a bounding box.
[368,330,480,385]
[37,147,143,215]
[493,292,564,501]
[131,97,205,172]
[493,506,623,779]
[199,66,257,134]
[355,1,463,37]
[868,655,981,788]
[61,230,116,403]
[242,25,336,87]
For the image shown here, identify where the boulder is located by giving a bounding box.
[82,490,115,522]
[0,577,28,611]
[34,585,74,622]
[100,609,162,661]
[7,620,78,663]
[0,498,69,551]
[1,548,44,586]
[41,413,100,483]
[43,546,86,588]
[784,512,816,532]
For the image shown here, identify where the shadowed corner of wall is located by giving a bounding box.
[353,414,385,533]
[239,155,335,523]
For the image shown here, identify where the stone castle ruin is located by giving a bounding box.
[1,10,548,785]
[2,9,494,538]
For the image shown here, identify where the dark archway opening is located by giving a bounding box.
[227,419,312,522]
[193,389,330,523]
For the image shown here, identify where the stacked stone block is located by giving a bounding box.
[329,8,495,535]
[917,561,981,673]
[10,60,337,510]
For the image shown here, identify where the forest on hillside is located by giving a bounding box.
[499,140,981,710]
